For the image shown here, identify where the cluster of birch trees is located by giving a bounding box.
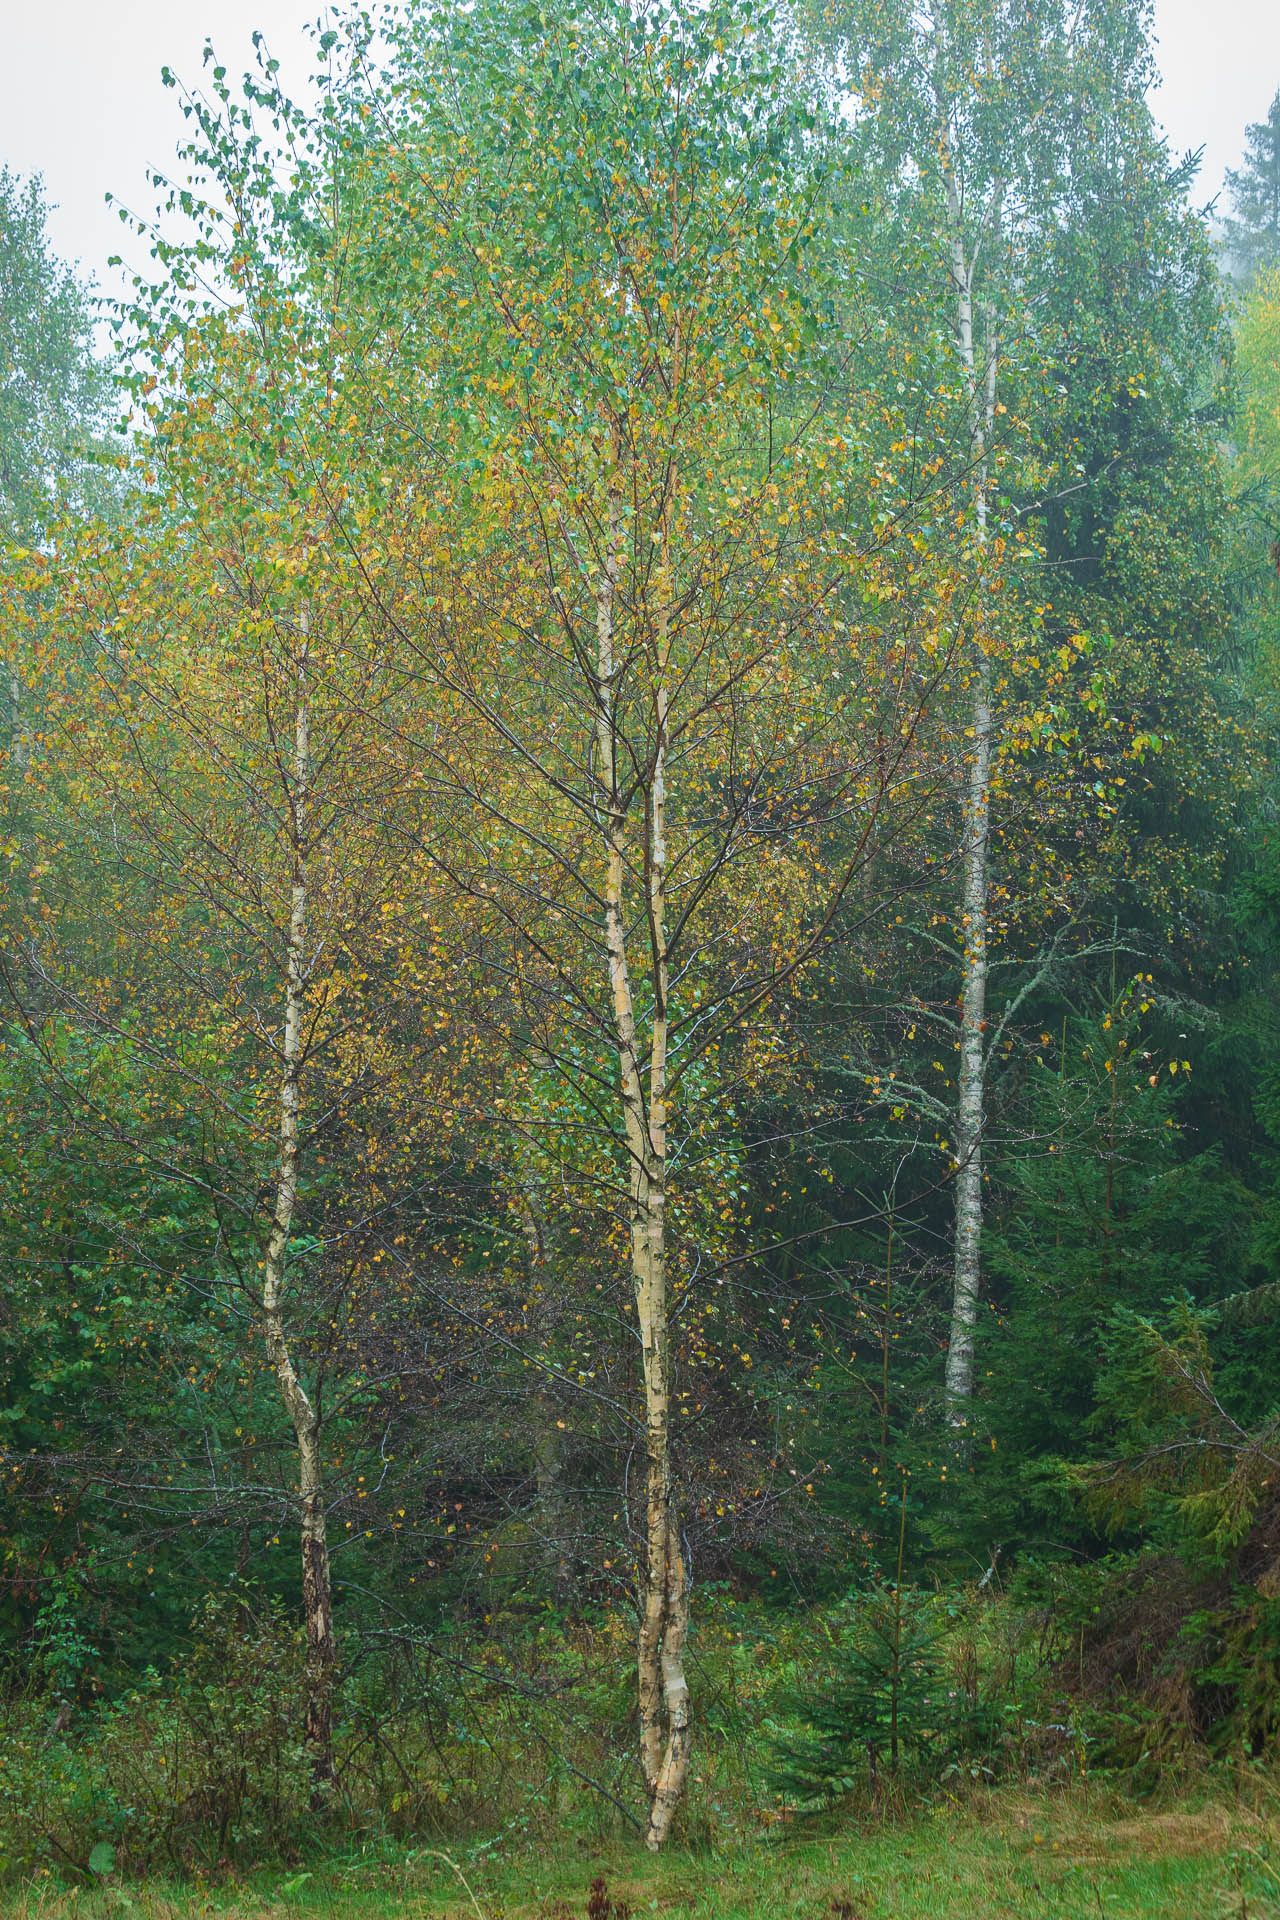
[0,0,1257,1847]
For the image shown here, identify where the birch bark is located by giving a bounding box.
[938,125,1002,1430]
[259,612,336,1784]
[592,455,689,1849]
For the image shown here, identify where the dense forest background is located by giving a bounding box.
[4,0,1280,1879]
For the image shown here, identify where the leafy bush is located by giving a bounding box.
[0,1594,313,1875]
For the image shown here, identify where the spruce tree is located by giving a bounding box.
[1225,91,1280,283]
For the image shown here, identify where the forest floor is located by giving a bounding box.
[2,1786,1276,1920]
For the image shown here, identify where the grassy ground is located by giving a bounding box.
[5,1786,1279,1920]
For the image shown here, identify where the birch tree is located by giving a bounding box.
[4,52,480,1782]
[809,0,1181,1432]
[358,0,965,1841]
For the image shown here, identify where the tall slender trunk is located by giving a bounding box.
[641,481,690,1852]
[592,455,689,1850]
[945,651,992,1420]
[1101,942,1119,1292]
[940,140,1001,1432]
[259,614,335,1786]
[878,1222,894,1479]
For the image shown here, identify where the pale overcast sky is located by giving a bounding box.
[2,0,1279,301]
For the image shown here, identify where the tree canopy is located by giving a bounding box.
[1,0,1280,1871]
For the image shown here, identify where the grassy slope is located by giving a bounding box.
[5,1789,1277,1920]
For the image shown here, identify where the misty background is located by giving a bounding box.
[3,0,1279,303]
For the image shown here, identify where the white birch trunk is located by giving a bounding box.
[939,133,1001,1431]
[259,614,335,1782]
[591,462,689,1848]
[640,507,690,1851]
[945,651,992,1420]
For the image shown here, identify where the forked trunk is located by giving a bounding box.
[592,461,690,1847]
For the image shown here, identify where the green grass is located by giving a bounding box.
[6,1787,1280,1920]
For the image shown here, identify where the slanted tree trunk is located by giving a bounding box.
[939,129,1002,1433]
[592,457,690,1849]
[259,613,335,1787]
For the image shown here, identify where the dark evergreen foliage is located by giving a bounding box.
[1225,91,1280,283]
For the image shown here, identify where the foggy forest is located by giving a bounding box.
[3,2,1280,1913]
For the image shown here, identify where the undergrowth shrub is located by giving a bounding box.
[0,1594,312,1875]
[763,1585,1003,1813]
[1011,1530,1280,1790]
[0,1580,1205,1879]
[333,1611,638,1849]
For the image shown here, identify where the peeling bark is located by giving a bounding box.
[645,1522,691,1848]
